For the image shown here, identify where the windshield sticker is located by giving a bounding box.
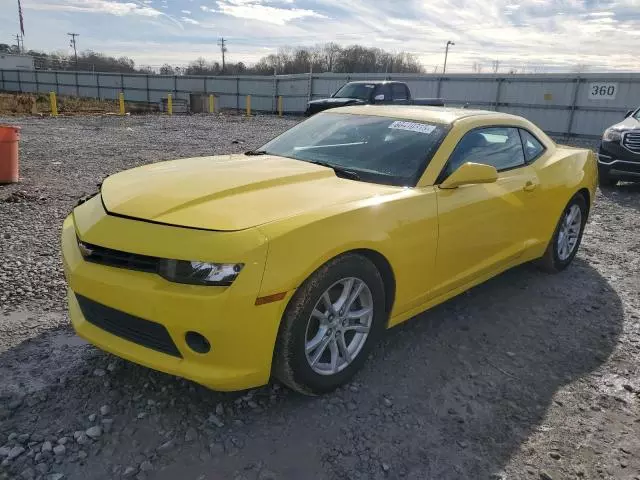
[389,121,436,134]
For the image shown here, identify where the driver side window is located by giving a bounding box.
[444,127,525,178]
[375,84,391,102]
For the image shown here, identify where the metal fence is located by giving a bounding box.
[1,69,639,137]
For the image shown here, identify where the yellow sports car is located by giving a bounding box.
[62,106,597,395]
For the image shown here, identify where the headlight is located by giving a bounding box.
[603,128,622,142]
[158,260,244,286]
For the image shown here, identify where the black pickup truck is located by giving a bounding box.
[305,81,445,116]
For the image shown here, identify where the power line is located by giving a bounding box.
[218,37,227,73]
[67,33,79,68]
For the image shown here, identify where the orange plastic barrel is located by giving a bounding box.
[0,125,20,184]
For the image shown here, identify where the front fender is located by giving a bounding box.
[257,188,439,319]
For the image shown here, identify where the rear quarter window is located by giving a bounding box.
[519,129,546,163]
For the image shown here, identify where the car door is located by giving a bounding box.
[391,83,410,105]
[431,126,540,298]
[373,84,392,104]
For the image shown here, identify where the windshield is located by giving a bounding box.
[256,113,449,187]
[333,83,376,100]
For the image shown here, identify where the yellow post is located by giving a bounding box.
[49,92,58,117]
[167,94,173,115]
[209,94,215,114]
[278,96,283,117]
[119,92,125,116]
[246,95,251,117]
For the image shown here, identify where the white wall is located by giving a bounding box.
[1,68,638,137]
[0,55,34,70]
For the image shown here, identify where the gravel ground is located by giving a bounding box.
[0,114,639,480]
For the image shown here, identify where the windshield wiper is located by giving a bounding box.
[245,150,269,156]
[310,161,361,181]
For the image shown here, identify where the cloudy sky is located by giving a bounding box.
[1,0,639,72]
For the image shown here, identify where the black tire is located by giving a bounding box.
[536,193,588,273]
[598,168,618,188]
[273,254,386,395]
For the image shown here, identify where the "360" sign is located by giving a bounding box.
[588,82,618,100]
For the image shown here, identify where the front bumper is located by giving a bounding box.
[598,140,640,181]
[62,196,289,391]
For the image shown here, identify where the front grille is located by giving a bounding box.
[76,294,182,358]
[79,241,159,274]
[622,132,640,154]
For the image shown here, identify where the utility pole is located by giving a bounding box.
[218,37,227,73]
[14,33,22,53]
[443,40,455,74]
[67,33,79,68]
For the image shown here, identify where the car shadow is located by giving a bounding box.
[0,258,624,480]
[599,182,640,213]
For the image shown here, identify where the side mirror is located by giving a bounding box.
[374,94,385,102]
[440,162,498,189]
[625,109,634,118]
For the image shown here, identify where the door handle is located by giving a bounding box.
[523,180,537,192]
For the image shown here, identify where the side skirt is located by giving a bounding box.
[386,253,539,328]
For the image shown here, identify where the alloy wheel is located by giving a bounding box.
[304,277,373,376]
[557,204,582,261]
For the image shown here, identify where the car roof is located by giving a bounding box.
[344,81,399,85]
[327,105,517,125]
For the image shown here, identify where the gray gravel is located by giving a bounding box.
[1,114,639,480]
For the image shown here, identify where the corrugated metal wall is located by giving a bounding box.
[1,69,638,137]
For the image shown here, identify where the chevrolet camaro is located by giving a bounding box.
[62,106,597,395]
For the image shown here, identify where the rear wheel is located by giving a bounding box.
[537,194,587,273]
[273,254,386,395]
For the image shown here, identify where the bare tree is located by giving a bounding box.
[323,42,341,73]
[25,42,425,76]
[185,57,223,75]
[252,44,423,75]
[159,64,174,75]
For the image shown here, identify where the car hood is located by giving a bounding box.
[309,97,365,106]
[611,116,640,131]
[100,154,398,231]
[307,98,366,113]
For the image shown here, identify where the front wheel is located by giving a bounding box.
[536,194,588,273]
[273,254,386,395]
